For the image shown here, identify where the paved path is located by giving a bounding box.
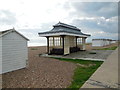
[81,48,119,88]
[65,50,113,61]
[42,50,114,61]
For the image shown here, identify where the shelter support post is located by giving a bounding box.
[61,35,65,55]
[82,37,86,50]
[53,37,54,47]
[46,36,49,54]
[76,36,78,47]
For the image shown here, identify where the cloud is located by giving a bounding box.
[68,2,118,18]
[71,16,118,33]
[18,29,46,46]
[39,22,57,32]
[0,1,118,45]
[0,10,17,25]
[63,2,118,41]
[70,15,118,41]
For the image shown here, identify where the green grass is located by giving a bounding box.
[85,43,91,45]
[97,46,117,50]
[53,57,103,88]
[31,48,38,50]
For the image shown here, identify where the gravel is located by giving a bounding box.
[2,46,76,88]
[2,43,117,88]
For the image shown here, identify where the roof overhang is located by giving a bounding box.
[0,29,29,41]
[39,32,90,38]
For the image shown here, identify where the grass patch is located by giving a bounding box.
[97,46,117,50]
[85,43,91,45]
[31,48,38,50]
[53,57,103,88]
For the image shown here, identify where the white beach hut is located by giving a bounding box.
[111,40,117,43]
[92,39,112,47]
[92,39,104,47]
[0,29,29,74]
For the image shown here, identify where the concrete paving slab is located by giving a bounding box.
[41,50,114,61]
[81,48,119,88]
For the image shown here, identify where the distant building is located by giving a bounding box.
[92,39,115,47]
[38,22,90,55]
[111,40,117,44]
[0,29,29,74]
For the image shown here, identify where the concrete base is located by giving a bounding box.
[81,48,119,88]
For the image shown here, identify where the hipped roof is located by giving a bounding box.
[38,22,91,37]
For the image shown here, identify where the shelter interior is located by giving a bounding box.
[47,36,86,55]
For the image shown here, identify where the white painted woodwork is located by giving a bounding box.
[1,31,28,74]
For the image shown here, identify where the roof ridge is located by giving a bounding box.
[53,22,80,31]
[58,22,77,28]
[0,29,29,40]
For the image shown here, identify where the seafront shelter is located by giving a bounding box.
[38,22,90,55]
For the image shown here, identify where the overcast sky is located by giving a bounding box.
[0,0,118,46]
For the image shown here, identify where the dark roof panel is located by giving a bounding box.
[39,22,91,37]
[54,22,78,28]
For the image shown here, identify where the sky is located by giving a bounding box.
[0,0,119,46]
